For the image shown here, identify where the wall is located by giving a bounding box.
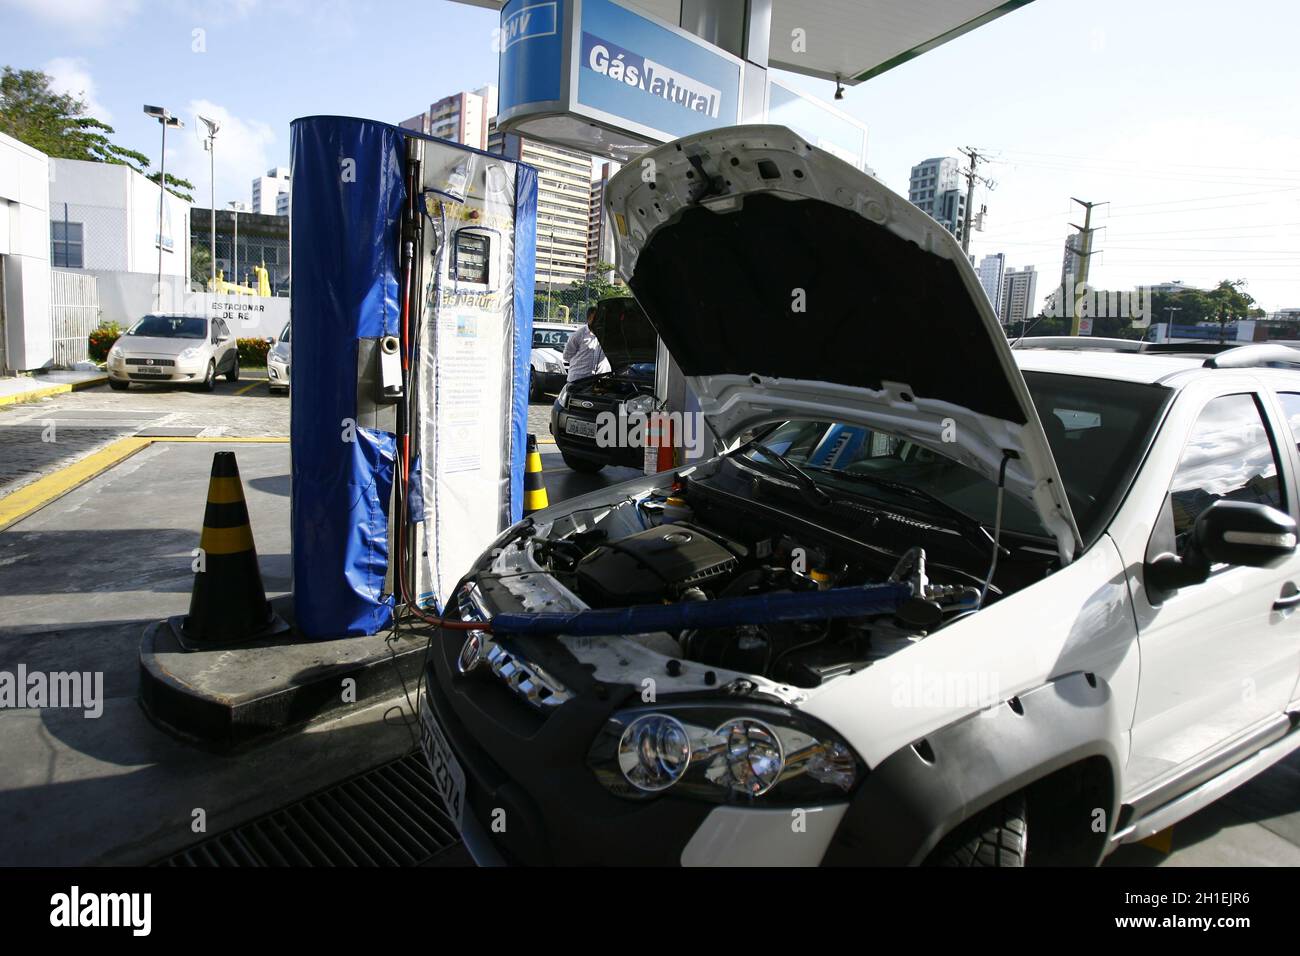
[90,270,288,339]
[0,132,53,371]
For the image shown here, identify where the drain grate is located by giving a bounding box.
[159,751,460,866]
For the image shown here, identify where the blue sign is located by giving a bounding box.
[498,0,565,116]
[575,0,741,140]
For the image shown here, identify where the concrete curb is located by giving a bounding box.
[0,374,108,408]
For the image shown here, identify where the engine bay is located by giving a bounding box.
[513,460,1057,690]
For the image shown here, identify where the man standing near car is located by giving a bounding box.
[564,306,610,382]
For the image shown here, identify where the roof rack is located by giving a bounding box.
[1010,336,1143,352]
[1201,344,1300,370]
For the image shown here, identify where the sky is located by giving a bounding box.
[2,0,1298,311]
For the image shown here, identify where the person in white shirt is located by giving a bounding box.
[563,306,610,382]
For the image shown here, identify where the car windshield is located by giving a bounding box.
[127,315,207,339]
[280,323,291,343]
[735,372,1171,545]
[534,328,572,349]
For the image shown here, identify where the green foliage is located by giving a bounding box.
[87,321,124,363]
[0,66,191,200]
[236,337,271,367]
[191,245,212,285]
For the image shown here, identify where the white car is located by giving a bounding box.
[529,324,571,401]
[267,322,291,394]
[418,126,1300,866]
[107,313,239,392]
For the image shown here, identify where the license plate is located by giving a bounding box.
[565,417,597,438]
[134,366,165,375]
[420,696,466,831]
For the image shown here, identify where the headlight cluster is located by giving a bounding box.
[623,394,655,417]
[591,704,859,804]
[556,385,568,408]
[108,345,123,361]
[178,347,203,362]
[546,360,564,373]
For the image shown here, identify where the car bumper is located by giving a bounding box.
[549,406,645,469]
[267,359,290,387]
[534,370,565,393]
[109,362,205,383]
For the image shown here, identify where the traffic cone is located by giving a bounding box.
[524,434,549,516]
[180,451,285,647]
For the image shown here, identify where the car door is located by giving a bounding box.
[1262,384,1300,709]
[1126,385,1300,792]
[214,318,234,370]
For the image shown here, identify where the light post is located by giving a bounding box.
[228,201,241,287]
[143,105,183,308]
[199,115,220,289]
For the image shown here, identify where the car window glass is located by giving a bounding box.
[1276,393,1300,456]
[1167,393,1283,542]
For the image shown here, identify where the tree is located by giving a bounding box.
[1206,279,1256,342]
[0,66,192,201]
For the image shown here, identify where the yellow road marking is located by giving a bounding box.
[0,436,149,530]
[234,382,261,396]
[0,436,288,530]
[0,375,107,408]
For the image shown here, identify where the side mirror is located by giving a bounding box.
[1145,500,1296,598]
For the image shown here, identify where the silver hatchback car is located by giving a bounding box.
[267,321,291,394]
[107,314,239,391]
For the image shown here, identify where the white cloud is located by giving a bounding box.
[1,0,141,39]
[171,100,277,210]
[43,57,112,124]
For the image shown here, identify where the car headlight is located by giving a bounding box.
[546,360,564,373]
[178,347,203,361]
[108,345,123,361]
[589,704,860,803]
[623,394,655,417]
[556,385,568,408]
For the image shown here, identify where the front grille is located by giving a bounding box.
[125,357,176,366]
[156,752,458,866]
[456,583,572,711]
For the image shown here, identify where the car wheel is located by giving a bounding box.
[199,360,217,392]
[108,379,129,391]
[561,451,604,474]
[226,355,240,383]
[924,793,1028,867]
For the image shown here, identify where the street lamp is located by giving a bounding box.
[228,201,241,287]
[144,105,183,309]
[198,115,220,289]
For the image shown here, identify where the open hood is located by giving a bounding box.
[605,126,1081,561]
[590,296,657,371]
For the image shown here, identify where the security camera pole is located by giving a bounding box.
[144,105,184,308]
[199,115,221,288]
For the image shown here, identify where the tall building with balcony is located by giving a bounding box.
[587,161,619,277]
[401,85,498,151]
[977,253,1006,315]
[908,157,966,241]
[1000,266,1038,326]
[250,167,290,217]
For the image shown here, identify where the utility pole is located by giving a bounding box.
[1067,197,1108,335]
[199,116,220,289]
[144,105,183,309]
[958,147,994,255]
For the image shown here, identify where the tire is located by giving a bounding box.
[924,793,1028,867]
[225,355,240,382]
[108,379,129,391]
[198,360,217,392]
[561,451,604,474]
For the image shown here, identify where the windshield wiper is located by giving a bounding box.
[745,442,833,508]
[802,465,996,543]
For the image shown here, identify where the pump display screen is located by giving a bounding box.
[455,233,490,284]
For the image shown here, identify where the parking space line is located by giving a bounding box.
[0,435,289,531]
[234,382,262,396]
[0,375,108,408]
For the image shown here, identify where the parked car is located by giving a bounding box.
[530,321,576,400]
[549,296,657,472]
[267,322,291,394]
[419,126,1300,867]
[107,313,238,392]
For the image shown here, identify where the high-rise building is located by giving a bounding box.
[587,161,619,277]
[401,85,498,151]
[1001,266,1038,326]
[908,157,966,241]
[488,122,592,291]
[977,253,1006,315]
[1061,234,1081,290]
[251,167,290,216]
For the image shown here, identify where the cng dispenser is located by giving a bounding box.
[289,117,536,638]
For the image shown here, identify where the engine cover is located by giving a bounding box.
[574,523,737,607]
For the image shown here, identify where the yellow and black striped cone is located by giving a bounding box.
[181,451,280,646]
[524,433,549,516]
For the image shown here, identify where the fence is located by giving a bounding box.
[50,269,100,367]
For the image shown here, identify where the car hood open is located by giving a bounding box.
[590,296,657,370]
[604,125,1081,560]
